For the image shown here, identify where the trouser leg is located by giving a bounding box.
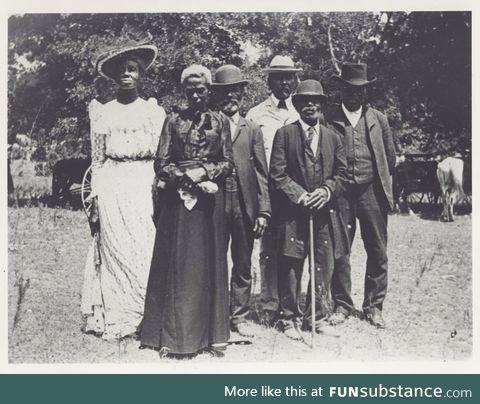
[229,191,255,326]
[304,223,334,328]
[331,194,357,312]
[277,256,304,324]
[259,228,279,312]
[357,182,389,313]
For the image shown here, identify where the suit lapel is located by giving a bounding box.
[364,108,377,132]
[331,106,347,135]
[232,118,246,144]
[291,121,308,188]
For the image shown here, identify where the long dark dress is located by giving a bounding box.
[141,109,233,354]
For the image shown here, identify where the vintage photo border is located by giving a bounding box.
[1,0,478,374]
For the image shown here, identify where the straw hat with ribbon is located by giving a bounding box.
[95,33,158,80]
[263,55,303,74]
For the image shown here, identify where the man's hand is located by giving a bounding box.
[253,216,268,238]
[306,187,330,210]
[298,192,310,207]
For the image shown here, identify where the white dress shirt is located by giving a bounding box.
[297,119,331,205]
[342,103,362,128]
[246,94,299,165]
[226,111,240,136]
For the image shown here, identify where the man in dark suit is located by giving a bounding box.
[212,65,271,337]
[326,63,396,329]
[270,80,348,340]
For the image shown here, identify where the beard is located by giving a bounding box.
[221,99,240,116]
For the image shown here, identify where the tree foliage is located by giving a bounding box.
[8,12,471,161]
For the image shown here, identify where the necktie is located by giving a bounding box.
[306,126,315,148]
[277,99,287,110]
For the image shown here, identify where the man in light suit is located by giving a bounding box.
[212,65,271,337]
[269,80,348,340]
[246,55,301,324]
[326,63,396,329]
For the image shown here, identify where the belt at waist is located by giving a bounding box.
[106,155,154,162]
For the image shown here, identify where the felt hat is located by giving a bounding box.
[263,55,303,73]
[211,65,249,87]
[332,62,376,86]
[95,40,157,80]
[292,79,327,103]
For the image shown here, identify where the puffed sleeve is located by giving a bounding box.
[154,114,181,183]
[89,99,106,197]
[147,98,166,156]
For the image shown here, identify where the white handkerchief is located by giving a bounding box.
[178,189,198,210]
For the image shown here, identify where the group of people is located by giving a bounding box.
[81,39,396,359]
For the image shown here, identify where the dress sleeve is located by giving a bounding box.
[148,98,167,156]
[201,113,234,181]
[154,114,180,183]
[89,100,106,197]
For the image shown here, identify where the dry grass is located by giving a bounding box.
[8,207,472,363]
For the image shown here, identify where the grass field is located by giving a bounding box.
[8,207,472,363]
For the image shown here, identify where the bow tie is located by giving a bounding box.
[277,99,287,110]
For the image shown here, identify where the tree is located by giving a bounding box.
[8,12,471,158]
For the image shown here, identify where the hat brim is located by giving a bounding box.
[292,92,327,102]
[211,79,249,87]
[96,45,158,80]
[332,75,377,86]
[263,67,303,73]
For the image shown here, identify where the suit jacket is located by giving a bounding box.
[229,115,271,223]
[269,120,349,260]
[325,104,396,210]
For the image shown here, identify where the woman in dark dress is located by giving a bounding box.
[140,64,233,358]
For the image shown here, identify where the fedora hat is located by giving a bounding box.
[95,39,158,80]
[263,55,303,73]
[333,62,376,86]
[211,64,249,87]
[292,80,327,103]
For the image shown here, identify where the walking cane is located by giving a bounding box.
[309,212,316,349]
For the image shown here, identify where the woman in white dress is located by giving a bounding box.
[81,41,166,340]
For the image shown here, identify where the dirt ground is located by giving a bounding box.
[8,207,472,363]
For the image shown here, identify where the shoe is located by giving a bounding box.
[328,308,350,326]
[315,322,341,338]
[210,342,228,351]
[365,309,386,329]
[303,319,341,337]
[201,347,225,358]
[232,322,255,338]
[282,320,303,341]
[159,347,197,360]
[260,310,277,327]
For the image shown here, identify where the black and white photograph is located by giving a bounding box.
[4,3,474,366]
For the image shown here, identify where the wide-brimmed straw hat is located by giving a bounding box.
[292,80,327,103]
[332,62,377,86]
[263,55,303,74]
[211,65,249,87]
[95,39,158,80]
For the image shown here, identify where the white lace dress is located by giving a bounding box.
[81,97,166,339]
